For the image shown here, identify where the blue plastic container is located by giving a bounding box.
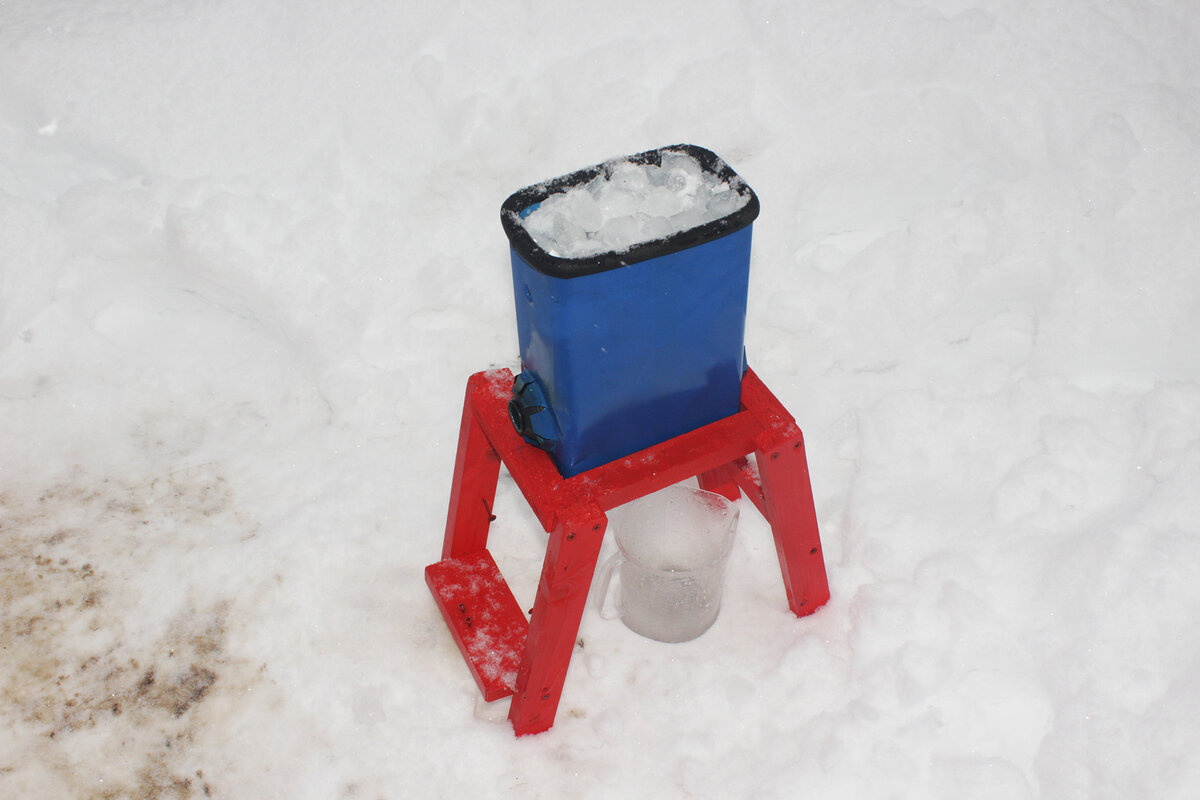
[501,144,759,477]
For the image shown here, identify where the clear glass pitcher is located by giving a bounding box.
[594,485,739,643]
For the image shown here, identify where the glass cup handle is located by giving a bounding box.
[593,552,623,620]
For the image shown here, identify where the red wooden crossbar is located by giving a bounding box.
[426,367,829,735]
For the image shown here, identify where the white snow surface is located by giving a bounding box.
[520,151,748,258]
[2,2,1199,798]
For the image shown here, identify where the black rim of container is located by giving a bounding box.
[500,143,760,279]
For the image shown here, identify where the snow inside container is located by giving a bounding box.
[501,144,760,477]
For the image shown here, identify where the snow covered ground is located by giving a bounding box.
[2,1,1199,797]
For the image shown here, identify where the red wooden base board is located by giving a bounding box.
[427,367,829,735]
[425,549,528,702]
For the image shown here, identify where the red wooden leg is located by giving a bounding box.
[698,461,741,502]
[509,503,607,736]
[756,431,830,616]
[441,383,502,560]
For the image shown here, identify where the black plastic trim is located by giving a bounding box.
[500,143,760,279]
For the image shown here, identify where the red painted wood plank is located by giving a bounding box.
[441,378,503,559]
[740,369,802,451]
[469,370,573,532]
[509,504,607,736]
[698,460,742,502]
[573,411,764,512]
[425,549,529,702]
[730,456,768,517]
[756,433,830,617]
[469,368,764,522]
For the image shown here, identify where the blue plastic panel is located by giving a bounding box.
[502,144,758,477]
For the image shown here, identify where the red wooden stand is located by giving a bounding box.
[426,367,829,735]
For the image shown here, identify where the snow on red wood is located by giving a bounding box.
[425,549,529,702]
